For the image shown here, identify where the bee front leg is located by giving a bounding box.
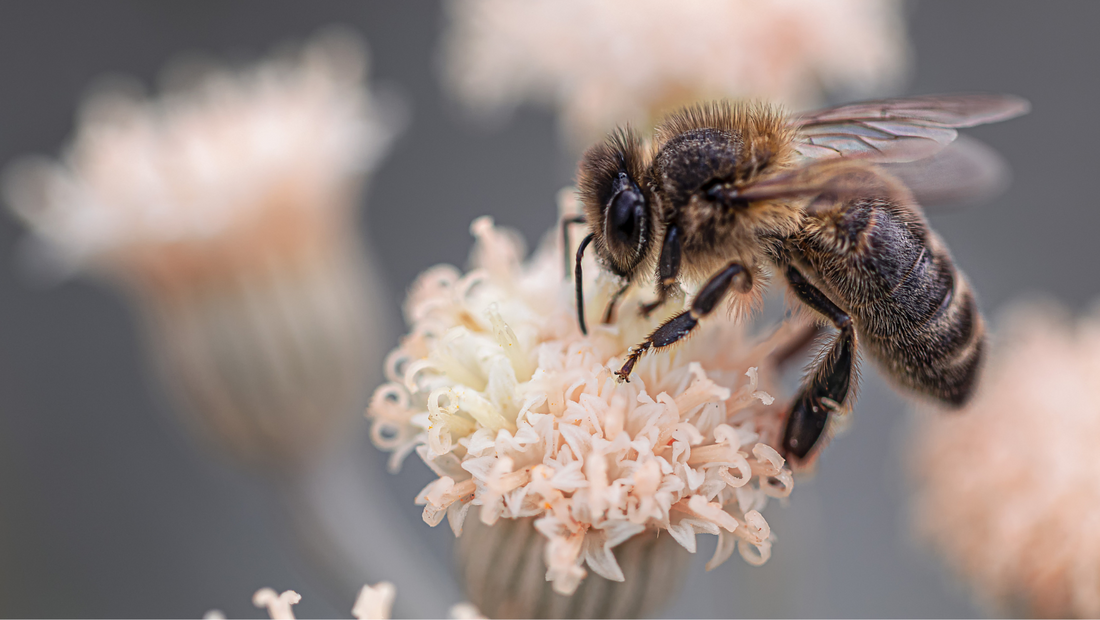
[640,224,682,317]
[617,261,750,381]
[601,282,631,324]
[782,266,856,462]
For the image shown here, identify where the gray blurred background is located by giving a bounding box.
[1,1,1097,617]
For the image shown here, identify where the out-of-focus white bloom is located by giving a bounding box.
[909,302,1100,617]
[369,205,798,597]
[352,581,397,620]
[2,29,399,467]
[442,0,909,145]
[247,583,483,620]
[448,602,488,620]
[4,27,396,277]
[253,588,302,620]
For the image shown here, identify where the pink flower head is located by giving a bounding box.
[370,206,799,595]
[910,301,1100,616]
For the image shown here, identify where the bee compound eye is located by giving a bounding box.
[606,187,646,255]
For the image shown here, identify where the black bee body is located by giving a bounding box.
[790,191,984,407]
[569,95,1027,463]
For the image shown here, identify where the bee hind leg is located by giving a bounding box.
[782,266,856,461]
[616,261,750,381]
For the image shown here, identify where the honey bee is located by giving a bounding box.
[566,94,1029,463]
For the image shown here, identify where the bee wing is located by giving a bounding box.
[724,164,860,204]
[791,93,1029,163]
[880,135,1011,208]
[729,135,1010,213]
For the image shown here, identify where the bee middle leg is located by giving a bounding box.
[782,266,856,461]
[617,261,751,381]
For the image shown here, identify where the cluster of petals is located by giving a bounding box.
[3,28,395,271]
[910,302,1100,617]
[370,213,795,595]
[441,0,909,143]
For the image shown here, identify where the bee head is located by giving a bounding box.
[577,129,654,279]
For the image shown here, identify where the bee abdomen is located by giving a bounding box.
[865,237,985,407]
[804,201,985,407]
[898,268,984,406]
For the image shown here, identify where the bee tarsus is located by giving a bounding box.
[617,262,748,378]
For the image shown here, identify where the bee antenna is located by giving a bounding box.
[560,214,587,280]
[575,233,594,335]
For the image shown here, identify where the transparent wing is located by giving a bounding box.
[880,135,1010,209]
[720,161,873,204]
[791,93,1029,163]
[724,136,1010,210]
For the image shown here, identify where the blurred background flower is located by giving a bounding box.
[0,24,477,619]
[441,0,910,147]
[3,27,395,468]
[908,300,1100,617]
[239,582,482,620]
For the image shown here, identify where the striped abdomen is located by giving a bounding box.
[796,197,984,406]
